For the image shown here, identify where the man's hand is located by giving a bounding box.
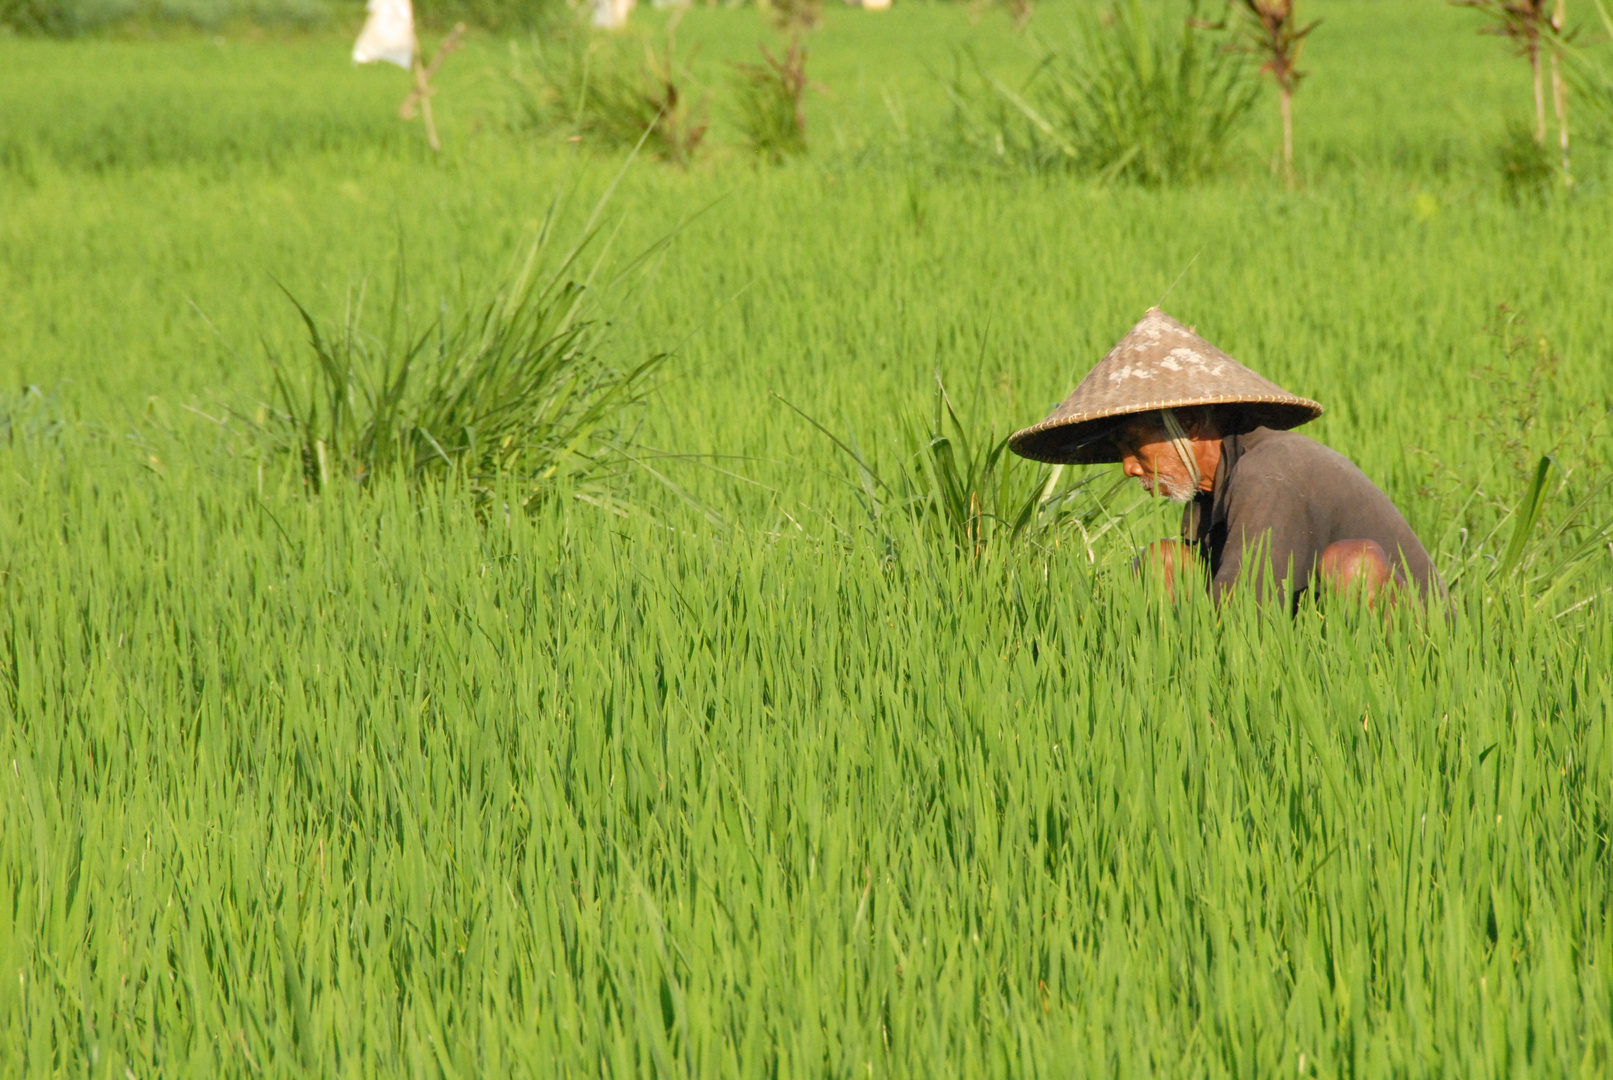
[1132,539,1200,602]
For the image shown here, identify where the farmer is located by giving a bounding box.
[1009,309,1437,607]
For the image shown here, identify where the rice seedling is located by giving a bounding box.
[944,0,1259,185]
[3,417,1610,1077]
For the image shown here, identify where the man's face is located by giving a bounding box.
[1112,417,1199,503]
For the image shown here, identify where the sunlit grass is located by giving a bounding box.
[0,2,1612,1076]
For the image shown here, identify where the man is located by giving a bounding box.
[1009,308,1437,606]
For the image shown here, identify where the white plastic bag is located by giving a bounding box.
[353,0,416,70]
[591,0,634,30]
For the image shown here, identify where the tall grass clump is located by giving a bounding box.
[782,378,1134,558]
[516,29,710,165]
[732,42,816,162]
[257,235,662,511]
[945,0,1258,185]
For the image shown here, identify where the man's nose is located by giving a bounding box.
[1122,457,1144,478]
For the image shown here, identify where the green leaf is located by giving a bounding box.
[1497,455,1554,579]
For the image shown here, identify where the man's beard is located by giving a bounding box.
[1143,475,1198,503]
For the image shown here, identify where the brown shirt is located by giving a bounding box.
[1182,427,1438,604]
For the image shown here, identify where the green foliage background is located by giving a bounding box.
[2,2,1613,1076]
[0,0,560,35]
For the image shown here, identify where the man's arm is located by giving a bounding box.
[1211,476,1324,606]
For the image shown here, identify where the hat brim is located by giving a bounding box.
[1009,398,1323,465]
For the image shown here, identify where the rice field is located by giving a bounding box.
[3,2,1613,1075]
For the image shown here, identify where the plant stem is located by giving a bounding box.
[400,24,465,155]
[1552,0,1572,185]
[1530,39,1546,144]
[1550,52,1570,185]
[1280,83,1294,189]
[414,61,441,154]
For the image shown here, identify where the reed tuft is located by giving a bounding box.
[732,41,816,163]
[782,377,1134,559]
[945,0,1258,185]
[255,237,663,513]
[516,29,710,166]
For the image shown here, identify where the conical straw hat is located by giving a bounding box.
[1009,308,1322,465]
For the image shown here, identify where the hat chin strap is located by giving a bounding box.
[1158,409,1202,491]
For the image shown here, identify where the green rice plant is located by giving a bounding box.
[781,376,1134,558]
[1430,453,1613,613]
[6,420,1612,1078]
[517,29,710,166]
[0,386,61,447]
[255,235,663,511]
[944,0,1259,185]
[1416,308,1613,613]
[732,41,815,162]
